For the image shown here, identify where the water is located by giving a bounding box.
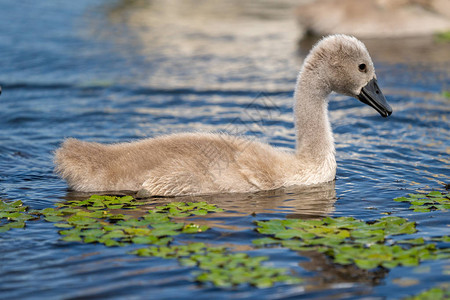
[0,1,449,299]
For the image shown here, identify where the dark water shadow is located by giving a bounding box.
[63,181,337,221]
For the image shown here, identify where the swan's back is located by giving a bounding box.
[54,133,293,193]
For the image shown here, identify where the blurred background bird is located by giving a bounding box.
[296,0,450,38]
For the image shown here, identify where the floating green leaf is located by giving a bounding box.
[397,238,425,245]
[130,243,302,288]
[0,199,35,232]
[182,223,209,234]
[431,236,450,243]
[1,196,222,249]
[404,283,450,300]
[252,237,281,246]
[254,215,448,270]
[53,197,219,246]
[394,191,450,212]
[151,201,223,218]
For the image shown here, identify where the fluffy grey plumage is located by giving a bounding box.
[55,34,388,196]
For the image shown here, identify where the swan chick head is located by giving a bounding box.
[306,34,392,117]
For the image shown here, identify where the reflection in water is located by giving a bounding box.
[167,182,337,218]
[65,181,337,226]
[299,250,388,296]
[101,0,301,91]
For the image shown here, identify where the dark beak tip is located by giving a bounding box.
[382,107,393,118]
[359,78,393,118]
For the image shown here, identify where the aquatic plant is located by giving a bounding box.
[1,196,301,288]
[52,196,220,246]
[394,191,450,212]
[151,201,224,217]
[131,242,302,288]
[2,194,449,289]
[253,216,450,270]
[404,283,450,300]
[0,200,36,232]
[435,31,450,43]
[0,196,220,246]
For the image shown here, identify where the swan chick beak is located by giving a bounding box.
[357,78,392,117]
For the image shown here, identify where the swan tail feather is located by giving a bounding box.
[54,138,108,191]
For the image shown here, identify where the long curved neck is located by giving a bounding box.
[294,67,335,163]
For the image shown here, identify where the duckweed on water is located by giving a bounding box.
[54,197,219,246]
[253,216,450,270]
[0,200,36,232]
[0,195,219,246]
[152,201,224,217]
[131,242,302,288]
[1,194,449,289]
[0,196,302,288]
[192,251,302,288]
[404,284,450,300]
[394,191,450,212]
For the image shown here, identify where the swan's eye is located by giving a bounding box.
[358,63,367,72]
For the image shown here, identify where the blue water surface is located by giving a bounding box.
[0,1,449,299]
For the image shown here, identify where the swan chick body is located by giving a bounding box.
[296,0,450,38]
[54,34,392,196]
